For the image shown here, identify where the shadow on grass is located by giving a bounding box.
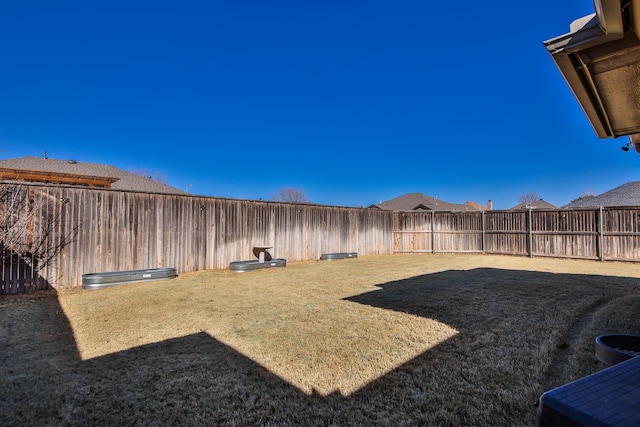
[2,267,639,426]
[345,268,638,331]
[1,296,324,426]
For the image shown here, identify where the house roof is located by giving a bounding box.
[369,192,481,212]
[563,181,640,208]
[0,156,187,195]
[510,199,558,210]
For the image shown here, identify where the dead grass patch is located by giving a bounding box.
[2,254,640,426]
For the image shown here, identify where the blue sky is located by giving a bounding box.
[1,1,638,209]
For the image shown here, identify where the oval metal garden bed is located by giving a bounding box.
[229,259,287,272]
[82,268,177,290]
[320,252,358,261]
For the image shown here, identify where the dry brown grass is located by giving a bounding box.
[2,254,640,426]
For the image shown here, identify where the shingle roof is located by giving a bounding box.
[0,156,187,195]
[510,199,557,210]
[369,192,480,212]
[563,181,640,208]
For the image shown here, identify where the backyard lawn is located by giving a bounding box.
[2,254,640,426]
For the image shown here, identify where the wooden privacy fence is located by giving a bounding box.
[3,183,640,294]
[0,184,392,293]
[393,208,640,261]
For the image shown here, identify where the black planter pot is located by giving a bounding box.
[595,334,640,366]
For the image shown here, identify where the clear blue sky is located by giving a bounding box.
[2,1,638,209]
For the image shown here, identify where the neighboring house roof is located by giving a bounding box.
[463,200,493,211]
[369,192,482,212]
[510,199,557,210]
[0,156,187,195]
[563,181,640,208]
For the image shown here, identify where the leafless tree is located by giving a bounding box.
[570,188,597,203]
[129,167,169,185]
[271,187,309,204]
[0,184,79,273]
[517,191,541,206]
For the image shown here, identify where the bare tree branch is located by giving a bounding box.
[271,187,310,204]
[0,184,79,273]
[517,191,541,206]
[570,188,598,203]
[129,167,169,185]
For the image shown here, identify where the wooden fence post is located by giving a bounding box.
[481,211,486,254]
[431,210,435,254]
[527,209,533,257]
[598,206,604,262]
